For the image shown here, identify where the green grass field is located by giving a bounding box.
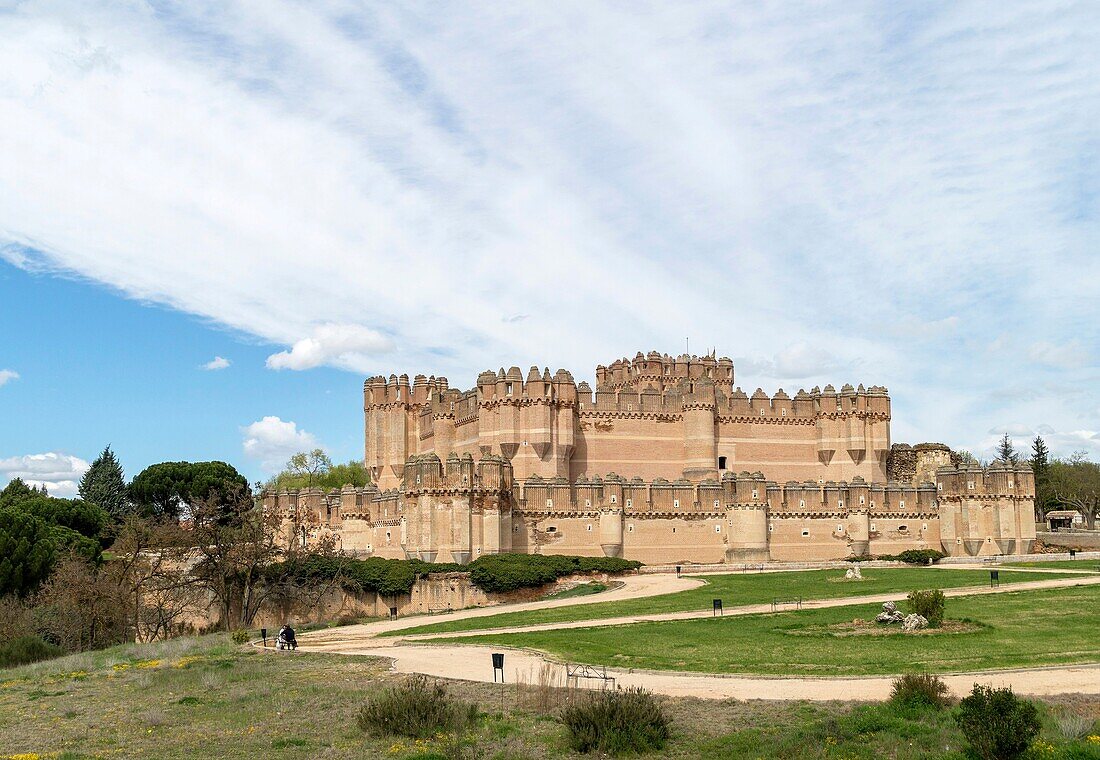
[2,633,1098,759]
[435,585,1100,676]
[390,567,1083,636]
[1003,559,1100,570]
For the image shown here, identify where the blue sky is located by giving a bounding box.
[1,2,1098,495]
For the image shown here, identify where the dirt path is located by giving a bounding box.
[295,573,1100,701]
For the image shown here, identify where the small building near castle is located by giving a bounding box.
[263,351,1036,564]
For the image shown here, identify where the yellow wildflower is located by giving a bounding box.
[135,660,161,669]
[1088,735,1100,744]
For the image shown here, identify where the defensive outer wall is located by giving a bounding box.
[263,351,1036,564]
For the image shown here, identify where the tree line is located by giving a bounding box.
[996,434,1098,529]
[0,446,369,658]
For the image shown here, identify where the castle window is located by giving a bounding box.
[968,481,975,490]
[386,531,391,542]
[611,495,617,504]
[476,547,482,555]
[900,500,905,508]
[801,529,810,537]
[898,524,908,532]
[506,382,514,396]
[625,498,632,507]
[870,523,876,532]
[922,523,928,530]
[837,524,844,533]
[760,409,766,416]
[715,524,721,533]
[1008,481,1014,489]
[860,495,865,504]
[938,483,943,491]
[546,499,553,508]
[587,524,592,531]
[799,499,805,508]
[769,524,774,531]
[838,499,844,508]
[673,499,680,509]
[628,524,634,532]
[781,408,787,416]
[714,500,720,508]
[585,499,591,507]
[718,456,727,470]
[752,489,758,499]
[546,526,556,533]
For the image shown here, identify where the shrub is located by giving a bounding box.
[357,674,478,738]
[889,673,953,710]
[896,549,945,565]
[906,589,945,627]
[560,687,670,755]
[0,634,64,668]
[230,629,251,645]
[955,684,1040,760]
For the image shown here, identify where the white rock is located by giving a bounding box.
[902,613,929,632]
[845,566,863,580]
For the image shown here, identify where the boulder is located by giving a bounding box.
[874,600,904,625]
[844,566,863,580]
[902,613,929,632]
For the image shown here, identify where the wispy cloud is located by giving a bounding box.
[201,356,231,371]
[0,369,18,387]
[0,2,1097,458]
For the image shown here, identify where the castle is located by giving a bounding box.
[264,351,1036,564]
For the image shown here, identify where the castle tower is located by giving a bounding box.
[936,461,1036,557]
[682,378,717,481]
[725,472,769,562]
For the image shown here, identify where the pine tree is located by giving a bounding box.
[1030,436,1052,518]
[78,446,130,520]
[996,433,1018,464]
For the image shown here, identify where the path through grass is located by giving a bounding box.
[391,567,1083,636]
[436,585,1100,676]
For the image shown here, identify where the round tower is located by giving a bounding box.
[598,507,624,558]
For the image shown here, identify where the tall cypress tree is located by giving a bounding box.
[1030,436,1051,519]
[78,445,130,520]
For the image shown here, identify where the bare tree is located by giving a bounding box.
[1048,452,1100,530]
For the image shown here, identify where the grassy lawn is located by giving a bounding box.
[436,585,1100,676]
[390,567,1084,636]
[2,634,1098,759]
[1002,560,1100,571]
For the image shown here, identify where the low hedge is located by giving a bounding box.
[272,553,641,597]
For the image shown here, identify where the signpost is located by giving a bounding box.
[990,569,999,588]
[261,628,268,648]
[712,598,723,616]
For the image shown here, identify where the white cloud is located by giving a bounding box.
[0,2,1096,456]
[201,356,231,371]
[1027,341,1091,370]
[0,452,90,498]
[266,324,393,372]
[736,343,848,381]
[0,369,19,387]
[241,417,319,473]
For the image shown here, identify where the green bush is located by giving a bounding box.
[356,674,477,738]
[0,634,64,668]
[889,673,953,710]
[955,684,1040,760]
[230,629,251,645]
[466,554,642,594]
[906,589,945,627]
[273,553,642,597]
[896,549,945,565]
[560,687,670,755]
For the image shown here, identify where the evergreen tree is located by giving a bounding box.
[996,433,1018,464]
[78,446,130,520]
[1030,436,1052,520]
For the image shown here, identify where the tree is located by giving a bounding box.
[129,461,250,521]
[287,449,333,489]
[995,433,1018,464]
[188,486,286,630]
[15,496,109,543]
[1030,436,1053,520]
[0,478,41,509]
[1047,452,1100,530]
[266,456,370,491]
[79,446,130,520]
[0,508,56,597]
